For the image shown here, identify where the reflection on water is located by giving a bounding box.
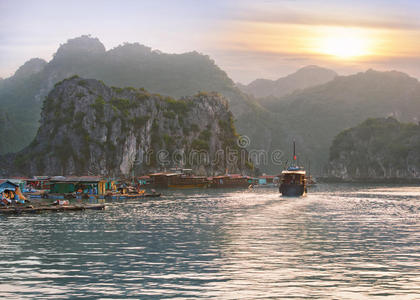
[0,184,419,299]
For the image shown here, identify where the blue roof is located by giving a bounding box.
[0,180,18,190]
[287,166,304,171]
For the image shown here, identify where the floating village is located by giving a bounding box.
[0,141,314,214]
[0,169,288,215]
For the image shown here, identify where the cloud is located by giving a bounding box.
[227,2,420,31]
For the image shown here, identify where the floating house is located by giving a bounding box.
[0,180,19,193]
[26,176,51,190]
[149,172,210,189]
[257,175,279,187]
[210,174,250,188]
[138,176,151,186]
[0,180,27,201]
[49,176,107,195]
[167,175,210,189]
[4,178,28,191]
[148,173,179,188]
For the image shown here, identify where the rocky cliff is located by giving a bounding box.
[328,117,420,181]
[0,35,262,156]
[6,77,252,177]
[253,69,420,174]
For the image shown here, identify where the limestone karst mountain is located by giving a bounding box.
[6,77,251,176]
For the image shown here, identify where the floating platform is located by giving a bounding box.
[0,204,105,214]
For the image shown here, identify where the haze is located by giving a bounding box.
[1,0,420,83]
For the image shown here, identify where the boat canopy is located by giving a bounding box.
[282,170,306,175]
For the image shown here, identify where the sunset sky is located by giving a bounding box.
[1,0,420,83]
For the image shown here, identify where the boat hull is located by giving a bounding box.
[279,183,306,197]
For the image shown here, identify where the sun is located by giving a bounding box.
[315,27,373,59]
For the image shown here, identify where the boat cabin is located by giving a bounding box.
[281,169,306,185]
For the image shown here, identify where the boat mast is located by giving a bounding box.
[293,140,297,167]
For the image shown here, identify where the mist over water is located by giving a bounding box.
[0,184,418,299]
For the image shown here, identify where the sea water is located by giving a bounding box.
[0,184,418,299]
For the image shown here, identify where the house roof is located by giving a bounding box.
[0,180,19,187]
[33,176,51,180]
[49,176,105,183]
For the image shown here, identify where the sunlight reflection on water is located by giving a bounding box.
[0,184,419,299]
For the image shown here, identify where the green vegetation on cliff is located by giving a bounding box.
[5,77,251,177]
[0,35,254,155]
[328,117,420,180]
[248,69,420,174]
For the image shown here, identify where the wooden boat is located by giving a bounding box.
[279,167,307,197]
[167,175,210,189]
[0,204,105,214]
[279,141,307,197]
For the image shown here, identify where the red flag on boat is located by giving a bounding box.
[293,155,297,161]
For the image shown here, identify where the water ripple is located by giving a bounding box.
[0,184,418,299]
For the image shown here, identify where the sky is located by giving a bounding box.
[1,0,420,83]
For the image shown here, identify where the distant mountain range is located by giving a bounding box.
[0,35,259,155]
[255,69,420,173]
[2,35,420,176]
[237,65,337,98]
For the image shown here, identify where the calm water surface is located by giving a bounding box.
[0,184,419,299]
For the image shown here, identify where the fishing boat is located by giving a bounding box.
[279,141,307,197]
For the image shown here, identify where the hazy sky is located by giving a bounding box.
[1,0,420,83]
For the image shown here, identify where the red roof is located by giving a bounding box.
[9,176,32,180]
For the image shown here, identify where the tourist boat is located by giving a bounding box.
[279,141,307,197]
[279,167,307,196]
